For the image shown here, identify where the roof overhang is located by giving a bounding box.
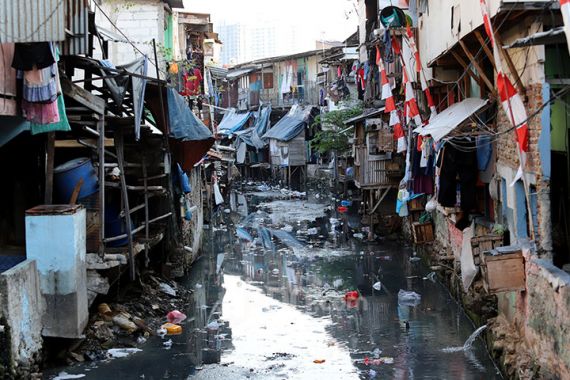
[504,26,566,48]
[344,108,386,125]
[413,98,488,141]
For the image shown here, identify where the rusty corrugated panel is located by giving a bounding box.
[0,0,66,43]
[61,0,88,55]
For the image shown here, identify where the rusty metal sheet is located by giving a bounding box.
[0,0,66,43]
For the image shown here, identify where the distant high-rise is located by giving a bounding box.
[215,21,312,65]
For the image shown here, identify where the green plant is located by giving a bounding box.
[311,105,362,154]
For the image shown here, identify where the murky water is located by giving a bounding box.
[49,186,501,379]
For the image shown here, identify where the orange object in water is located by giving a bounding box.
[337,206,348,213]
[313,359,326,364]
[161,323,183,335]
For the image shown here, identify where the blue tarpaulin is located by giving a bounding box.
[167,88,215,170]
[218,108,251,135]
[234,104,272,148]
[167,88,213,141]
[262,104,312,142]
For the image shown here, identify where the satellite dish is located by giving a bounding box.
[379,6,407,28]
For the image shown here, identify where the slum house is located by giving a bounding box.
[0,1,215,376]
[344,108,404,230]
[317,31,361,110]
[355,0,570,376]
[225,49,328,110]
[232,104,273,179]
[262,105,316,189]
[171,10,223,126]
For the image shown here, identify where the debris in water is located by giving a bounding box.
[424,272,437,282]
[107,348,142,359]
[112,313,138,333]
[53,372,86,379]
[166,310,187,324]
[163,339,173,349]
[372,282,382,291]
[313,359,326,364]
[161,322,182,335]
[409,257,421,262]
[398,289,422,306]
[159,283,177,297]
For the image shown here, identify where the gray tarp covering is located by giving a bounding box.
[167,88,213,141]
[234,104,272,148]
[262,104,312,142]
[218,108,252,135]
[100,57,148,140]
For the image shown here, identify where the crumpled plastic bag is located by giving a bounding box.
[167,310,187,324]
[398,289,421,306]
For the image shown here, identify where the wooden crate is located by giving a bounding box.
[408,210,423,223]
[412,222,434,244]
[481,246,525,294]
[471,234,503,265]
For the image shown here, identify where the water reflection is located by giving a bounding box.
[49,186,501,379]
[207,187,501,379]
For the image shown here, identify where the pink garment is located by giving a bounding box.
[0,43,18,116]
[22,99,59,124]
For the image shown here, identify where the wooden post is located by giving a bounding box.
[142,155,150,267]
[115,130,136,280]
[44,132,55,204]
[98,117,105,257]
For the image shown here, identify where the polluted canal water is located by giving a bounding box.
[49,184,502,379]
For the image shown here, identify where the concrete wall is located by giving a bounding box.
[0,260,44,378]
[25,207,88,339]
[96,0,166,77]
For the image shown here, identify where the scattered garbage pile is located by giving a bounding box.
[66,272,192,364]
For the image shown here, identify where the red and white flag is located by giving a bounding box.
[406,25,437,119]
[561,0,570,54]
[377,46,396,112]
[391,111,407,153]
[480,0,529,179]
[403,68,422,126]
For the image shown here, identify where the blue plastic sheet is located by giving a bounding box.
[167,88,213,141]
[262,104,312,142]
[218,108,251,135]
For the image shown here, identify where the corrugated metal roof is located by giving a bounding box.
[61,0,89,55]
[413,98,488,142]
[227,67,258,80]
[0,0,66,43]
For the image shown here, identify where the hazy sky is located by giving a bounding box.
[182,0,358,44]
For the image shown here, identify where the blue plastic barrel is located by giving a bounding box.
[105,202,129,247]
[54,157,99,203]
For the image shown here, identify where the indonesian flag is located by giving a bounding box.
[377,46,396,112]
[480,0,529,178]
[562,0,570,54]
[404,26,437,119]
[391,111,407,153]
[406,24,421,74]
[403,68,422,126]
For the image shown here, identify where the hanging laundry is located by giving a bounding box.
[21,64,58,103]
[0,43,18,116]
[181,68,203,96]
[22,99,59,125]
[437,140,477,211]
[29,94,71,135]
[11,42,55,70]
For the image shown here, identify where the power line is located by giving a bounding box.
[92,0,169,77]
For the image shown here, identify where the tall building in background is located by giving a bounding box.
[216,20,312,65]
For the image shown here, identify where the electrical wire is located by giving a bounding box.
[92,0,169,77]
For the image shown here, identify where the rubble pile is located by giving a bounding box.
[68,272,192,363]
